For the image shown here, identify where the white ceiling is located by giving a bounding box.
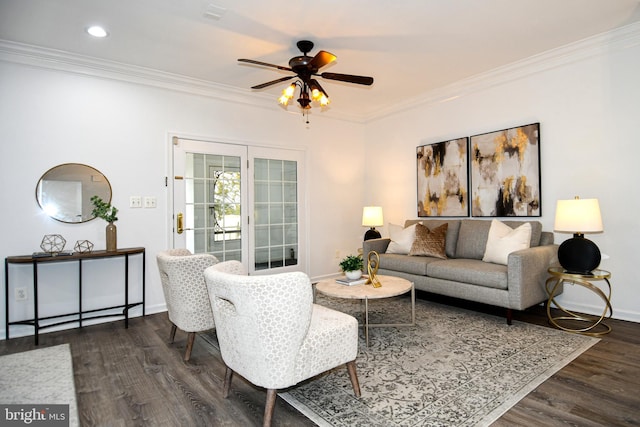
[2,0,640,119]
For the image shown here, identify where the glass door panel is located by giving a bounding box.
[253,158,298,271]
[173,139,247,263]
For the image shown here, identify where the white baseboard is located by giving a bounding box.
[547,300,639,323]
[2,304,169,340]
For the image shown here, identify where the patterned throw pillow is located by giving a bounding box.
[408,223,448,259]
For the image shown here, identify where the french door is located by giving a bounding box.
[172,137,306,275]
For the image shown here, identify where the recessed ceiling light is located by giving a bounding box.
[86,25,109,38]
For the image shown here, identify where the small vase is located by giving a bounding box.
[345,270,362,280]
[106,222,117,252]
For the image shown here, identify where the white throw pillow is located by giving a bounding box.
[482,220,532,265]
[386,223,417,254]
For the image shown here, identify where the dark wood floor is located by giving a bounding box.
[1,294,639,426]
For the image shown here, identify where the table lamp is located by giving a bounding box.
[362,206,383,241]
[554,196,603,274]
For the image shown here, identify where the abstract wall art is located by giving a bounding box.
[470,123,541,217]
[417,137,469,217]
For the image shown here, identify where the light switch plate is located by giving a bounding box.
[130,196,142,208]
[144,197,157,208]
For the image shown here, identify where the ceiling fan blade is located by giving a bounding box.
[251,76,296,90]
[320,72,374,86]
[308,50,337,69]
[238,58,292,72]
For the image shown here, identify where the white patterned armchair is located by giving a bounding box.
[204,261,361,427]
[156,249,218,361]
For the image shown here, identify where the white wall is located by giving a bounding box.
[364,28,640,322]
[0,61,367,338]
[2,25,638,341]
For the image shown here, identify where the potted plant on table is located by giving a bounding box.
[339,254,364,280]
[91,195,118,252]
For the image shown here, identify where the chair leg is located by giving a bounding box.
[184,332,196,361]
[223,366,233,398]
[169,323,177,343]
[346,360,361,397]
[263,389,277,427]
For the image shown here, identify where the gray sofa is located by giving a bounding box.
[362,219,560,324]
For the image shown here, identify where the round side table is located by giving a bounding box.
[545,266,612,336]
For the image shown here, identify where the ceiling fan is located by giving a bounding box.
[238,40,374,110]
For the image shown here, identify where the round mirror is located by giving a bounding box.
[35,163,112,223]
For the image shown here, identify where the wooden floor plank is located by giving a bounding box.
[1,295,638,426]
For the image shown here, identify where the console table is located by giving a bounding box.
[5,247,145,344]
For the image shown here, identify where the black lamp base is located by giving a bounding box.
[557,234,601,274]
[364,227,381,241]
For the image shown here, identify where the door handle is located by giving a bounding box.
[177,212,184,234]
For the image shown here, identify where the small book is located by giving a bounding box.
[32,252,53,258]
[32,251,74,258]
[335,276,368,286]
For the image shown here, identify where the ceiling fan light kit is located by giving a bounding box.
[239,40,373,121]
[278,79,329,109]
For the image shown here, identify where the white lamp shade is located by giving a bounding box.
[362,206,383,227]
[554,198,603,233]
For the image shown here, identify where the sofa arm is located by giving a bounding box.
[507,244,559,310]
[362,238,391,257]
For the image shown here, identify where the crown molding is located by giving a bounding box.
[2,21,639,125]
[0,40,366,123]
[364,21,640,122]
[0,40,259,104]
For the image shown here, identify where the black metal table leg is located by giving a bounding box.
[79,259,83,328]
[33,261,39,346]
[125,253,129,328]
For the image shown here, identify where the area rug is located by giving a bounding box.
[202,296,599,427]
[0,344,79,426]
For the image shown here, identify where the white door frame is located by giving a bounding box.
[166,132,309,275]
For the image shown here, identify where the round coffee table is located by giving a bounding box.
[315,275,415,346]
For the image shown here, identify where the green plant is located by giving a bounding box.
[91,195,118,223]
[339,254,363,272]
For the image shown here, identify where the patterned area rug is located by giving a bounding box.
[203,295,598,427]
[0,344,79,426]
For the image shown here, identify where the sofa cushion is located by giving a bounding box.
[482,220,532,265]
[386,223,417,254]
[455,219,543,259]
[539,231,554,246]
[408,223,448,259]
[378,253,441,276]
[455,220,492,259]
[405,219,461,258]
[502,220,542,247]
[427,258,508,290]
